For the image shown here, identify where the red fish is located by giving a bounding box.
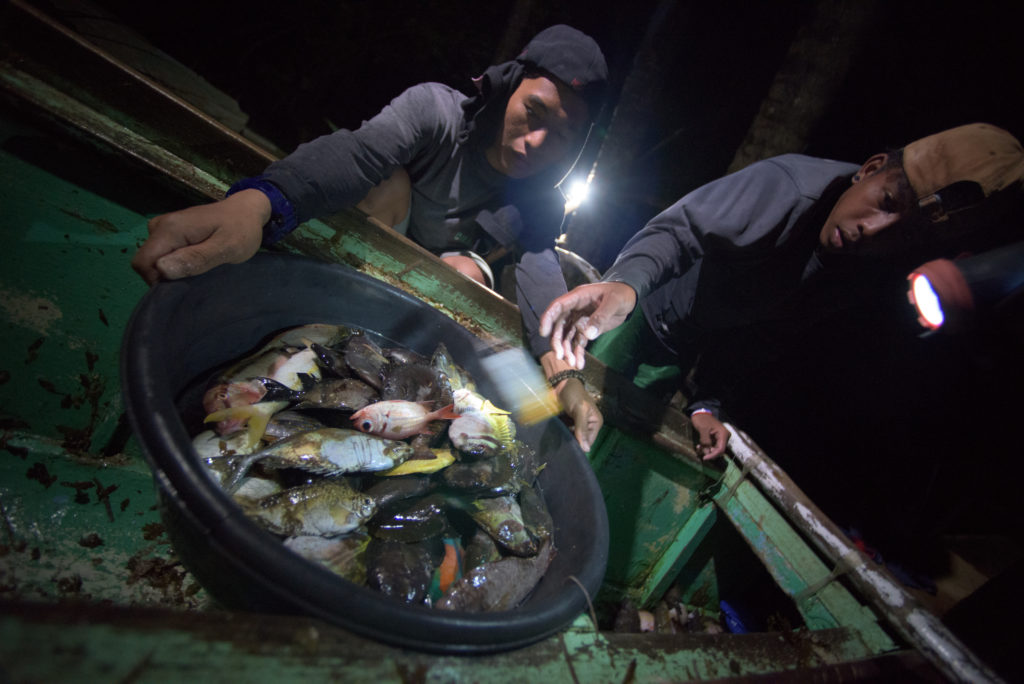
[351,401,460,439]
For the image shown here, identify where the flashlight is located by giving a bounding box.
[907,240,1024,333]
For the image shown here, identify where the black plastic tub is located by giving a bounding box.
[120,252,609,653]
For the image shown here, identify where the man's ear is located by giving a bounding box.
[854,153,890,182]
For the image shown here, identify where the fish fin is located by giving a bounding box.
[439,538,463,592]
[295,372,319,392]
[258,377,303,401]
[244,411,273,450]
[432,403,462,421]
[204,405,271,450]
[485,402,512,417]
[204,405,256,424]
[222,452,260,494]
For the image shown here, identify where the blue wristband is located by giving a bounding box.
[226,176,298,246]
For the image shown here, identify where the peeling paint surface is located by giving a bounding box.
[0,286,63,336]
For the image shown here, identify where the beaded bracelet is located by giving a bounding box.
[548,369,585,387]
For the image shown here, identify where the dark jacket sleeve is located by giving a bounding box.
[509,182,569,357]
[601,159,807,299]
[600,158,816,420]
[515,248,568,357]
[261,84,454,224]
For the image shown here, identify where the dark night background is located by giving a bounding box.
[59,0,1024,656]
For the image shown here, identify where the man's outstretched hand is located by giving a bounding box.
[539,281,637,369]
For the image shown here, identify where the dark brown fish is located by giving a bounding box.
[435,540,554,612]
[518,484,554,543]
[364,475,435,511]
[366,537,443,605]
[463,527,502,571]
[345,333,389,390]
[440,448,522,496]
[384,346,428,366]
[381,361,449,404]
[293,377,378,412]
[367,493,450,543]
[469,494,536,557]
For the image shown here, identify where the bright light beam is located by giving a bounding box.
[909,273,944,329]
[563,179,591,214]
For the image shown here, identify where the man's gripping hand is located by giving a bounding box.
[131,189,270,285]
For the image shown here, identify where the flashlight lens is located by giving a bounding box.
[911,274,944,328]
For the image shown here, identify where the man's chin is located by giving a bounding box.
[506,161,534,179]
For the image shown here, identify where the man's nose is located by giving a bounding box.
[860,212,898,237]
[525,128,548,151]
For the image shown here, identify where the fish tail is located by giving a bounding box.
[432,403,462,421]
[222,452,260,493]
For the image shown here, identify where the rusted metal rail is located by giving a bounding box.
[723,424,1004,684]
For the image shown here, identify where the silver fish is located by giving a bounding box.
[192,429,254,487]
[224,427,413,492]
[240,478,376,537]
[284,534,369,585]
[263,410,325,442]
[192,429,283,497]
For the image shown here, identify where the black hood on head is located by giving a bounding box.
[458,60,525,147]
[459,25,608,186]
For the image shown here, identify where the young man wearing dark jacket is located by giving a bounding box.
[539,123,1024,459]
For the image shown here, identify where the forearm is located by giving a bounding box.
[516,248,569,357]
[540,351,584,395]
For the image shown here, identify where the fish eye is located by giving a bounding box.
[360,420,373,431]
